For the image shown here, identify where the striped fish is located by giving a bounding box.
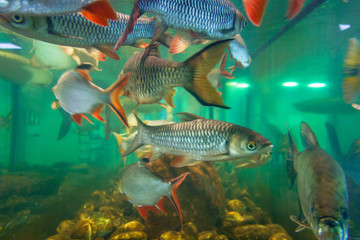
[114,0,247,50]
[0,12,172,59]
[122,113,273,168]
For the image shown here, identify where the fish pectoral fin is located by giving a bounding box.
[163,89,176,108]
[219,52,234,79]
[157,102,168,109]
[342,76,360,104]
[81,0,117,27]
[290,215,311,232]
[286,0,305,20]
[86,47,107,61]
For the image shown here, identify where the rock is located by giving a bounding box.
[240,197,257,210]
[181,222,198,240]
[94,215,114,237]
[226,200,246,213]
[215,235,228,240]
[109,231,147,240]
[71,219,97,240]
[56,219,76,235]
[269,233,294,240]
[233,225,272,240]
[197,231,216,240]
[160,231,187,240]
[112,221,145,236]
[266,224,287,235]
[45,234,71,240]
[99,206,123,219]
[223,212,256,228]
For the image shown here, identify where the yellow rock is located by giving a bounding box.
[110,231,148,240]
[226,199,246,213]
[56,219,76,235]
[269,233,294,240]
[160,231,187,240]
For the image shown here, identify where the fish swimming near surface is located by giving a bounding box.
[52,63,131,128]
[118,159,189,221]
[287,122,349,240]
[114,0,247,51]
[0,0,117,26]
[119,40,232,111]
[342,38,360,111]
[0,112,11,131]
[122,113,273,168]
[0,12,172,60]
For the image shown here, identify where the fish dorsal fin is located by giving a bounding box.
[286,124,298,189]
[325,122,343,160]
[300,122,318,149]
[75,63,94,81]
[290,215,311,232]
[174,112,205,122]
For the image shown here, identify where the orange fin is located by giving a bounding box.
[137,206,159,219]
[72,114,83,125]
[286,0,305,20]
[76,69,93,81]
[81,114,93,124]
[106,73,131,128]
[242,0,268,26]
[169,33,192,54]
[157,102,168,109]
[219,52,234,79]
[81,0,117,27]
[114,0,141,51]
[87,48,107,61]
[156,197,167,214]
[95,46,120,60]
[92,105,105,122]
[163,89,176,108]
[169,172,190,224]
[133,41,150,49]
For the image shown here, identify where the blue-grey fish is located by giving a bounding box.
[122,113,272,168]
[0,12,172,59]
[0,0,117,26]
[119,159,189,221]
[119,40,231,110]
[287,122,349,240]
[114,0,247,51]
[52,63,130,128]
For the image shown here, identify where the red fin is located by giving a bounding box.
[76,69,93,81]
[72,114,83,125]
[87,48,107,61]
[81,0,117,26]
[219,53,234,79]
[114,0,140,51]
[169,33,189,54]
[156,197,167,214]
[137,206,159,219]
[92,105,104,122]
[169,172,190,223]
[286,0,305,20]
[95,46,120,60]
[81,114,93,124]
[242,0,268,26]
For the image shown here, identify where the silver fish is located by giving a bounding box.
[122,113,272,167]
[119,159,189,221]
[287,122,349,240]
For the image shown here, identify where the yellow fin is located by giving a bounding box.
[344,38,360,68]
[342,76,360,103]
[163,89,176,108]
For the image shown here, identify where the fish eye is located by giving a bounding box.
[242,20,247,29]
[247,141,256,151]
[141,158,150,163]
[12,15,24,23]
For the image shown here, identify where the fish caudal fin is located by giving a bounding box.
[106,73,131,128]
[286,124,298,189]
[169,172,190,224]
[81,0,117,27]
[286,0,306,20]
[242,0,268,26]
[184,40,232,109]
[121,115,146,157]
[300,122,319,149]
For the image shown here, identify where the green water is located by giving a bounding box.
[0,0,359,240]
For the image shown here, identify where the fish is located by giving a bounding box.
[0,50,53,86]
[293,97,358,114]
[60,46,105,71]
[52,63,130,128]
[114,0,247,51]
[122,112,273,168]
[0,12,172,60]
[0,112,11,131]
[119,40,232,111]
[342,38,360,111]
[118,159,189,221]
[207,52,234,89]
[287,122,349,239]
[242,0,306,26]
[228,34,251,73]
[0,0,117,27]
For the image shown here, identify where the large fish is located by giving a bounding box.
[342,38,360,111]
[119,40,232,111]
[0,0,117,26]
[122,113,273,168]
[0,12,172,59]
[287,122,349,240]
[118,159,189,221]
[0,112,11,131]
[52,63,130,128]
[114,0,247,51]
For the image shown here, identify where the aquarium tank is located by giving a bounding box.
[0,0,359,240]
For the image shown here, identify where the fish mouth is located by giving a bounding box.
[318,217,346,240]
[235,144,273,168]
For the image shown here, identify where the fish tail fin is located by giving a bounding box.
[286,0,305,20]
[242,0,268,26]
[121,114,146,158]
[300,122,318,149]
[112,132,127,164]
[169,172,190,224]
[286,124,298,189]
[81,0,117,27]
[184,40,232,109]
[105,73,131,128]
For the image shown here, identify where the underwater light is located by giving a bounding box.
[226,82,238,86]
[237,83,249,88]
[308,83,326,88]
[282,82,298,87]
[0,43,21,49]
[339,24,351,31]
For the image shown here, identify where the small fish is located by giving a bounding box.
[228,34,251,73]
[207,52,234,89]
[119,40,232,111]
[114,0,247,51]
[118,159,189,221]
[0,12,172,59]
[342,38,360,111]
[122,113,273,167]
[0,0,117,26]
[52,63,130,128]
[0,112,11,131]
[242,0,306,26]
[287,122,349,239]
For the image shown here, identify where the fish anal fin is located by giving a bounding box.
[286,0,306,20]
[169,172,190,224]
[170,156,200,167]
[156,197,167,214]
[92,105,104,122]
[242,0,268,26]
[137,206,159,219]
[72,114,83,125]
[81,114,93,124]
[86,47,107,61]
[164,89,176,108]
[81,0,117,27]
[169,32,194,54]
